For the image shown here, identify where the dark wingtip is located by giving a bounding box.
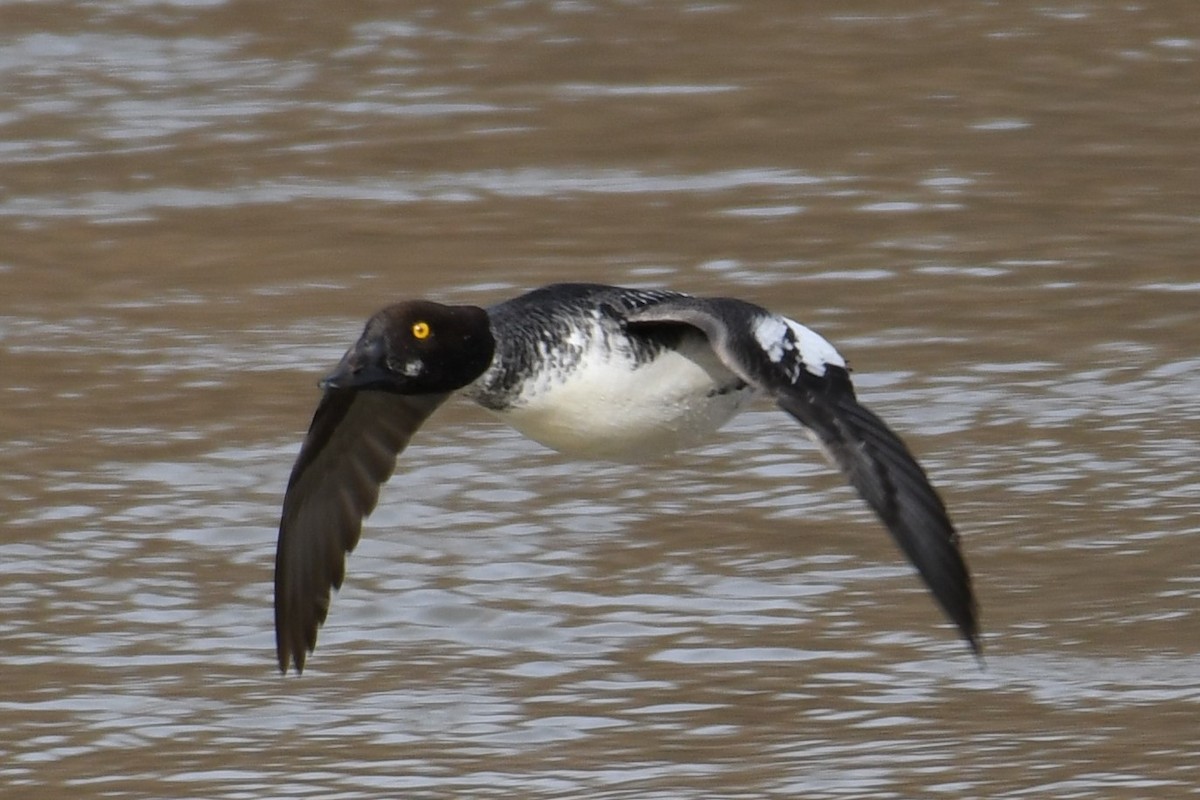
[774,389,984,658]
[276,642,300,676]
[964,627,985,669]
[274,619,300,675]
[926,544,981,662]
[929,550,981,663]
[963,605,984,662]
[275,624,311,675]
[274,591,318,675]
[283,654,306,676]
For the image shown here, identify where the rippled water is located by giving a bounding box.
[2,2,1198,798]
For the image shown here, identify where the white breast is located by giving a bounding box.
[489,331,756,462]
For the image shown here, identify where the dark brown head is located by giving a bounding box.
[320,301,495,395]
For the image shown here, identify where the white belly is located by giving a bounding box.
[492,337,756,461]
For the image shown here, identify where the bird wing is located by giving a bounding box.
[275,389,449,673]
[626,297,979,653]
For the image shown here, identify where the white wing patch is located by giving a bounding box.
[754,315,791,363]
[753,313,846,378]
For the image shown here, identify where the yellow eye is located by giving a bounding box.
[411,321,431,339]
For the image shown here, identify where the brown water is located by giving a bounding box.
[2,2,1198,798]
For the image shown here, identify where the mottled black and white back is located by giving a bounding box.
[274,282,979,674]
[466,285,760,459]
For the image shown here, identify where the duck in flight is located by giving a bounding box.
[275,283,979,673]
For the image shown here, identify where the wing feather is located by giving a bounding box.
[627,296,979,652]
[776,389,978,652]
[274,390,448,673]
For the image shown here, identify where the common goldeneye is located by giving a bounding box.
[275,283,978,673]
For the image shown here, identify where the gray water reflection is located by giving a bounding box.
[0,169,837,221]
[3,0,1200,798]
